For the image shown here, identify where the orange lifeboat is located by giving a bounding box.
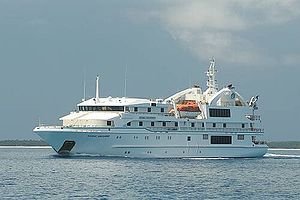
[176,100,200,112]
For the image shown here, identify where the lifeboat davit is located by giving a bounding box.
[176,100,200,112]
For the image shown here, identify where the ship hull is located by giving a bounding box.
[34,127,268,158]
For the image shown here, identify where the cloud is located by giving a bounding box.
[237,0,300,25]
[171,31,265,64]
[160,1,247,31]
[128,0,300,65]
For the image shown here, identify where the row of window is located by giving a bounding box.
[134,107,165,113]
[116,134,245,143]
[125,150,202,155]
[142,135,172,140]
[79,106,165,113]
[79,107,232,118]
[126,121,247,128]
[79,106,125,112]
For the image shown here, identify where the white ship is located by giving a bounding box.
[34,59,268,158]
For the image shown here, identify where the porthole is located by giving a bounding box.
[187,136,191,141]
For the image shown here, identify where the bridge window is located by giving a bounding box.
[127,122,131,126]
[107,121,112,126]
[148,107,151,112]
[223,123,226,128]
[161,108,164,113]
[202,123,205,128]
[211,136,232,144]
[79,106,124,112]
[139,121,143,126]
[134,107,138,112]
[191,123,195,127]
[242,123,245,128]
[209,108,231,117]
[162,122,166,127]
[151,122,154,127]
[213,123,216,128]
[175,122,178,127]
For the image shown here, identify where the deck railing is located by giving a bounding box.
[37,125,264,133]
[146,127,264,133]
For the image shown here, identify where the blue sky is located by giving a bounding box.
[0,0,299,141]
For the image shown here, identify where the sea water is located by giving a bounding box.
[0,147,299,199]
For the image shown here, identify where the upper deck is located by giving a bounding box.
[56,59,262,130]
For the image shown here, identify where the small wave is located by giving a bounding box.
[184,157,230,160]
[264,153,300,158]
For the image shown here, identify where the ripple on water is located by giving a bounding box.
[0,148,300,199]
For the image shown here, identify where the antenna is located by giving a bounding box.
[124,66,127,98]
[82,69,86,101]
[96,75,100,100]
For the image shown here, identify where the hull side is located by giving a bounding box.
[34,128,268,158]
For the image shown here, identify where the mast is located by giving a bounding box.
[124,66,127,99]
[204,58,218,96]
[82,69,86,102]
[95,75,100,101]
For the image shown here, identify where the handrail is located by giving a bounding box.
[146,127,264,133]
[37,125,264,133]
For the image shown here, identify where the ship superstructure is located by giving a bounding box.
[34,59,267,158]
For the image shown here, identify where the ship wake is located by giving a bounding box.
[264,153,300,159]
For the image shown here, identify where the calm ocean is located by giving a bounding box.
[0,147,299,200]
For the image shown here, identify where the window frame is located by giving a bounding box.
[210,136,232,144]
[237,134,245,140]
